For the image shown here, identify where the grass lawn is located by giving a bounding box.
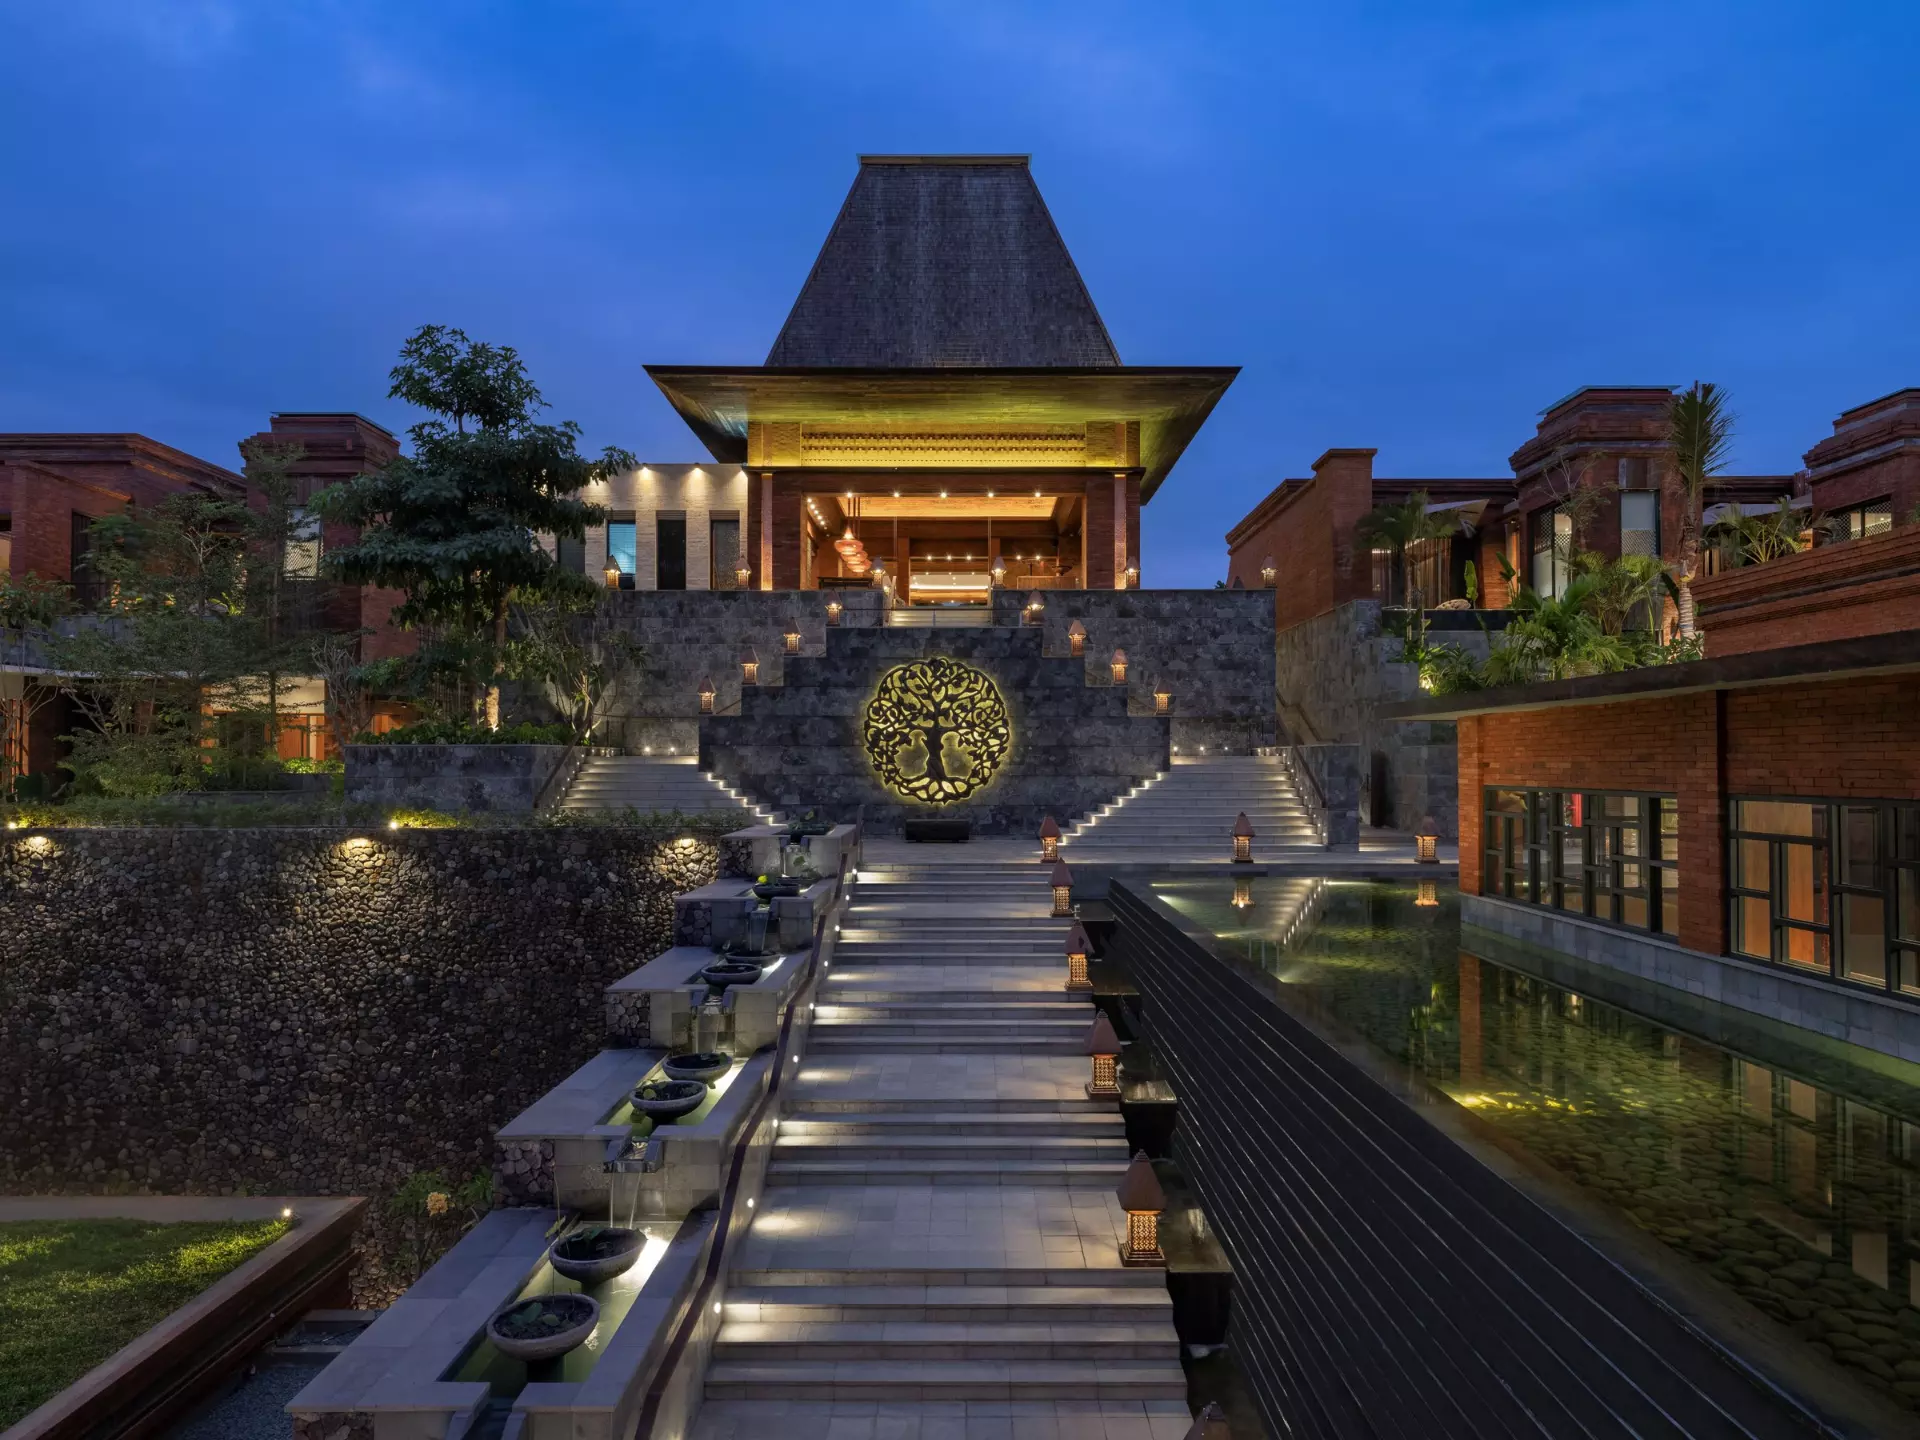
[0,1217,289,1428]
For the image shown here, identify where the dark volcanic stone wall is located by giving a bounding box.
[701,625,1168,835]
[0,825,718,1299]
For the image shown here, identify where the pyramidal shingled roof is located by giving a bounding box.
[766,156,1121,369]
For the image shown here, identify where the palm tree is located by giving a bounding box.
[1569,550,1674,638]
[1667,382,1735,638]
[1354,492,1462,608]
[1484,577,1635,685]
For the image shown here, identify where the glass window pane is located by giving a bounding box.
[1895,807,1920,862]
[1843,894,1888,985]
[1784,843,1825,924]
[607,521,638,576]
[1660,868,1680,937]
[1738,800,1816,837]
[1622,894,1649,929]
[1784,926,1826,971]
[1842,807,1881,889]
[1901,950,1920,997]
[1737,838,1771,890]
[1736,896,1770,958]
[1900,869,1920,941]
[1490,789,1526,814]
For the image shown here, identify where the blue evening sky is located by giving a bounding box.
[2,2,1914,587]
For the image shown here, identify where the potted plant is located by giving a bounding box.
[548,1225,646,1286]
[630,1078,707,1121]
[487,1294,600,1362]
[663,1052,732,1084]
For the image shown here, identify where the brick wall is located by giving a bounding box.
[1461,673,1920,960]
[1696,526,1920,655]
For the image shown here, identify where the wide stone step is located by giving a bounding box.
[818,988,1078,1005]
[814,1003,1087,1021]
[731,1265,1168,1290]
[805,1035,1084,1054]
[723,1284,1172,1325]
[790,1096,1114,1115]
[702,1359,1188,1401]
[774,1132,1120,1158]
[764,1158,1126,1185]
[778,1112,1123,1136]
[712,1320,1178,1362]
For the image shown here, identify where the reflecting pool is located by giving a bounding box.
[1151,876,1920,1414]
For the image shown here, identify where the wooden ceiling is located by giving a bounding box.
[844,495,1056,521]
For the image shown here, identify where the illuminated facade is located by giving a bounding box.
[583,155,1235,601]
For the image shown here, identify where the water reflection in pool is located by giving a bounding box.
[1152,876,1920,1413]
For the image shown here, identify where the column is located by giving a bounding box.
[770,475,806,590]
[1083,476,1116,589]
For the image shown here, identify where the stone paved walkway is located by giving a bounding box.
[693,859,1190,1440]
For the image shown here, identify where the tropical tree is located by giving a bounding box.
[310,326,633,728]
[1667,382,1735,638]
[507,584,644,743]
[1714,500,1811,567]
[1355,492,1461,608]
[1569,550,1674,638]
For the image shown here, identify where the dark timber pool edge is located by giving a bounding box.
[1105,880,1846,1440]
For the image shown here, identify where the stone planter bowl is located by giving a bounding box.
[631,1079,707,1121]
[751,880,803,901]
[663,1051,732,1084]
[548,1226,645,1287]
[700,960,764,989]
[487,1294,599,1362]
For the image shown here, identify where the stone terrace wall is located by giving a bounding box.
[1276,600,1486,836]
[987,588,1276,754]
[703,624,1168,835]
[0,825,718,1300]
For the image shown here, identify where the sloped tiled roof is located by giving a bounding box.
[766,156,1121,369]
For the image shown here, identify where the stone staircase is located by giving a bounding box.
[1066,753,1323,860]
[694,861,1190,1435]
[555,754,769,818]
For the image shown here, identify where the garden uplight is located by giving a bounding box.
[1064,921,1092,993]
[1116,1150,1166,1266]
[1067,619,1086,657]
[1416,817,1439,864]
[698,678,715,714]
[1039,814,1061,863]
[1050,861,1074,917]
[1084,1011,1121,1098]
[1232,812,1254,864]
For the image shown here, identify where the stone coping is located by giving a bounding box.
[605,945,808,1000]
[7,1196,363,1440]
[641,1049,774,1158]
[496,1047,666,1142]
[288,1207,558,1417]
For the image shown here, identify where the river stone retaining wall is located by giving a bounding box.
[343,743,571,813]
[1276,600,1487,836]
[0,824,719,1301]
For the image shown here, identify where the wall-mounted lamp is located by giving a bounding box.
[1067,620,1086,658]
[698,677,715,714]
[1416,817,1439,864]
[1261,555,1277,588]
[740,647,759,686]
[1084,1011,1122,1098]
[783,627,801,654]
[1039,814,1061,863]
[1152,682,1171,716]
[1232,811,1255,864]
[1109,648,1128,685]
[1117,1150,1167,1265]
[825,599,843,626]
[1064,920,1093,993]
[1050,860,1074,917]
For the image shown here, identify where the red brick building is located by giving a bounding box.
[0,414,408,783]
[1225,386,1796,621]
[1390,528,1920,1027]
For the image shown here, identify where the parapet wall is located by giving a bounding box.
[0,825,718,1300]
